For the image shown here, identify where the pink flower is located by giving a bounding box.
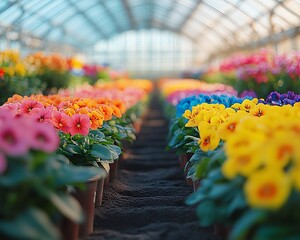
[69,114,91,136]
[31,107,53,123]
[0,153,7,175]
[0,109,14,126]
[51,111,71,133]
[0,103,20,115]
[30,123,59,153]
[0,122,29,156]
[19,100,43,114]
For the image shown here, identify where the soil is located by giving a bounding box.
[87,93,219,240]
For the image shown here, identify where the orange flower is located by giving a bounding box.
[99,105,113,121]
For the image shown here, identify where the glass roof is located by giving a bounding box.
[0,0,299,59]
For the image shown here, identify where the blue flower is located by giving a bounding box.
[175,94,250,117]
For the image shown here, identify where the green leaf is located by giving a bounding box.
[55,166,107,186]
[186,190,207,205]
[208,183,235,199]
[226,191,247,216]
[89,130,105,138]
[195,157,210,179]
[196,200,217,226]
[254,224,300,240]
[91,144,114,160]
[0,162,32,187]
[0,208,60,240]
[64,144,82,155]
[229,209,266,240]
[48,192,83,223]
[108,145,122,156]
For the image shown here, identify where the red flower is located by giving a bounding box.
[0,68,4,78]
[20,100,43,114]
[69,114,91,136]
[31,106,53,123]
[51,111,71,134]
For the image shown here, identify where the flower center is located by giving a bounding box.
[237,155,250,165]
[278,145,293,160]
[227,123,236,131]
[76,123,81,129]
[203,137,210,146]
[3,131,16,144]
[258,182,277,199]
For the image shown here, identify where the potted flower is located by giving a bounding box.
[0,109,106,240]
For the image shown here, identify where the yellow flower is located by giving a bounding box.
[185,114,202,127]
[183,109,192,119]
[264,132,297,169]
[198,128,220,152]
[231,103,242,110]
[249,103,268,117]
[220,108,236,121]
[244,169,291,209]
[225,130,265,156]
[218,114,241,140]
[184,106,204,127]
[240,99,257,112]
[14,62,26,76]
[222,150,262,179]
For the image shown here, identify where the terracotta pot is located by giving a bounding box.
[193,180,201,192]
[95,178,105,207]
[133,119,142,134]
[72,175,100,238]
[109,161,118,182]
[104,174,110,186]
[178,153,193,169]
[60,217,79,240]
[213,224,231,240]
[121,139,131,152]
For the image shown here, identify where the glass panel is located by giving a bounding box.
[274,5,300,26]
[203,0,232,13]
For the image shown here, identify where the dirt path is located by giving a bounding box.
[88,93,218,240]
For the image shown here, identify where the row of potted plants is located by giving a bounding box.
[0,50,128,104]
[203,49,300,98]
[161,78,300,239]
[0,79,152,239]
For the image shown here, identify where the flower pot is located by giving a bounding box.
[193,180,201,192]
[104,174,110,186]
[95,178,105,207]
[60,217,79,240]
[109,161,118,182]
[121,139,131,152]
[213,224,231,240]
[133,119,142,134]
[178,153,193,169]
[72,175,100,238]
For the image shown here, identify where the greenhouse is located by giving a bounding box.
[0,1,300,240]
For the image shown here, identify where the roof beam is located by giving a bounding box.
[0,0,18,14]
[176,0,202,32]
[206,26,300,63]
[274,0,300,18]
[12,0,52,26]
[100,0,123,32]
[122,0,137,29]
[66,0,107,39]
[147,0,155,29]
